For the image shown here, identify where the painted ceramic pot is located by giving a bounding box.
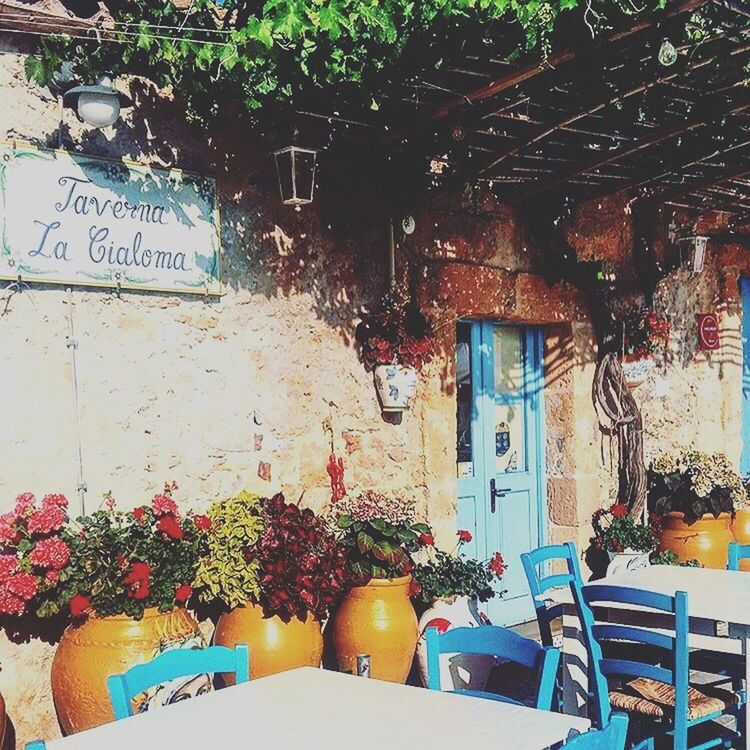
[374,365,418,412]
[732,508,750,571]
[606,549,651,576]
[658,512,734,569]
[330,575,418,683]
[415,596,494,689]
[51,607,203,734]
[213,603,323,683]
[620,356,654,389]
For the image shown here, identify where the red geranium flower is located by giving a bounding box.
[0,589,26,616]
[156,514,184,540]
[132,507,146,524]
[69,593,91,617]
[489,552,507,576]
[152,494,178,517]
[0,555,18,580]
[174,584,192,604]
[27,504,66,535]
[457,529,472,543]
[123,561,151,600]
[419,532,435,546]
[29,536,71,571]
[610,504,628,518]
[193,515,212,531]
[7,572,38,601]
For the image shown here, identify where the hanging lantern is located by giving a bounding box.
[273,145,318,207]
[680,235,708,273]
[63,75,132,129]
[658,38,678,66]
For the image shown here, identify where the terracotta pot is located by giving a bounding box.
[51,607,203,734]
[373,365,418,412]
[330,575,418,683]
[213,603,323,682]
[415,596,493,689]
[732,508,750,571]
[658,512,735,569]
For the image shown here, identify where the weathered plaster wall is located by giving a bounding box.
[0,34,747,748]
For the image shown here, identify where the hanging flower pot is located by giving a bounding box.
[374,364,418,412]
[620,355,655,389]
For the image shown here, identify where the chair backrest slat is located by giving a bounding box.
[591,624,674,652]
[521,541,582,647]
[425,625,560,710]
[728,540,750,571]
[107,644,249,720]
[562,713,629,750]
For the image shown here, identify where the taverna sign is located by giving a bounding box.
[0,143,222,295]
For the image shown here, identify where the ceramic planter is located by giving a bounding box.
[415,596,494,689]
[51,607,203,734]
[606,549,651,576]
[330,575,418,683]
[620,356,654,389]
[374,365,418,412]
[213,602,323,682]
[658,512,734,569]
[732,508,750,571]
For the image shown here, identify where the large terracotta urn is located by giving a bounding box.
[658,512,734,569]
[732,508,750,570]
[51,607,203,734]
[330,575,418,683]
[213,603,322,682]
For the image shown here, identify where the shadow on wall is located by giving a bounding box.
[23,73,395,354]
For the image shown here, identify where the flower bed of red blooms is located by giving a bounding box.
[251,494,351,623]
[624,311,670,361]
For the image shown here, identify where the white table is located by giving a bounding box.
[44,667,590,750]
[551,566,750,737]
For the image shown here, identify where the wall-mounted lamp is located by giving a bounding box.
[63,75,132,129]
[679,235,708,273]
[273,145,318,208]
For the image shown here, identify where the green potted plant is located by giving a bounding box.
[196,491,350,680]
[329,491,432,682]
[355,283,434,412]
[648,451,745,568]
[590,502,658,575]
[43,482,212,733]
[411,529,507,688]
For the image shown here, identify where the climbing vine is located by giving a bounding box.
[26,0,671,127]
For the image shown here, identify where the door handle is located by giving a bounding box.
[489,479,512,513]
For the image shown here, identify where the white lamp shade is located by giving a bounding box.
[76,91,121,128]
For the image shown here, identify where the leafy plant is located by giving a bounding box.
[648,451,747,526]
[412,529,506,605]
[623,309,670,361]
[355,283,434,371]
[194,490,264,610]
[649,549,702,568]
[590,503,658,554]
[332,491,430,584]
[52,482,212,620]
[26,1,677,128]
[197,492,350,622]
[0,492,71,617]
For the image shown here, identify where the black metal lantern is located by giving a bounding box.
[273,145,318,207]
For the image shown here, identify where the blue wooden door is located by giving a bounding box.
[456,321,546,625]
[741,278,750,475]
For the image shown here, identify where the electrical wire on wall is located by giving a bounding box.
[66,287,87,515]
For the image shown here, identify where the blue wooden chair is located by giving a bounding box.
[521,542,582,648]
[425,624,560,710]
[572,583,742,750]
[107,644,249,720]
[24,742,46,750]
[727,541,750,571]
[561,713,629,750]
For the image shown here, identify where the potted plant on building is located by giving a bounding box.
[411,529,506,689]
[648,451,744,569]
[355,283,434,413]
[590,503,659,575]
[197,491,350,680]
[620,309,670,388]
[329,491,431,682]
[45,482,212,733]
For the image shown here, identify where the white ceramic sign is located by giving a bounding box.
[0,142,222,295]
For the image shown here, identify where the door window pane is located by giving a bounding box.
[456,322,474,475]
[493,327,524,394]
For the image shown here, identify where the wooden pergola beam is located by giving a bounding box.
[512,93,750,204]
[384,0,707,145]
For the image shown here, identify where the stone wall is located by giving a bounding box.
[0,33,747,747]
